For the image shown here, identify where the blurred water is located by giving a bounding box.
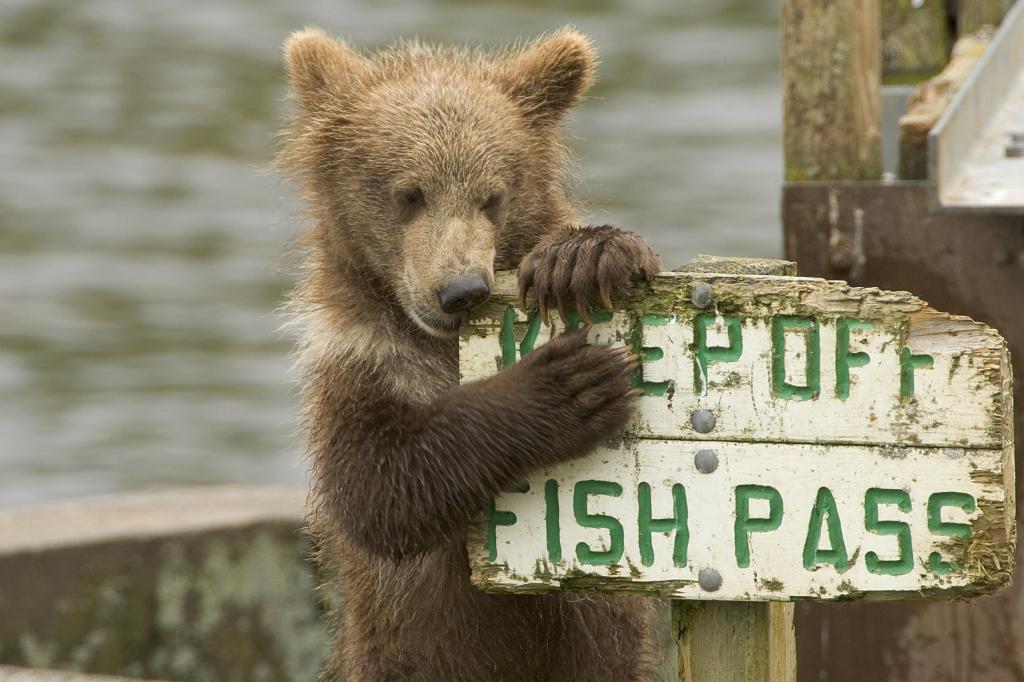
[0,0,782,507]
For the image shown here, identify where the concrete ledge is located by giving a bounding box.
[0,486,326,681]
[0,665,167,681]
[0,486,308,555]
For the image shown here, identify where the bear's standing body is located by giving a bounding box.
[280,28,665,681]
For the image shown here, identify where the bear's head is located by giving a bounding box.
[281,28,596,337]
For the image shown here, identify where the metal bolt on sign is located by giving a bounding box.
[690,409,716,434]
[698,568,723,592]
[694,449,719,474]
[691,282,715,309]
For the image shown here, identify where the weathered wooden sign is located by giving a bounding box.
[460,269,1015,601]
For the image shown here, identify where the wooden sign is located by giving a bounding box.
[460,270,1015,601]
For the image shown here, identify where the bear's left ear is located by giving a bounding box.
[283,27,364,112]
[500,28,598,128]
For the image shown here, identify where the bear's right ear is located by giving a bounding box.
[283,28,363,112]
[499,28,598,129]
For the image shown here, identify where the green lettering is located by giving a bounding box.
[927,491,976,575]
[574,480,624,566]
[642,313,673,326]
[835,318,872,399]
[734,485,784,568]
[864,488,913,575]
[771,316,821,400]
[565,308,613,331]
[500,306,542,367]
[484,482,529,561]
[803,487,849,572]
[693,313,744,395]
[637,482,688,567]
[899,347,934,400]
[485,503,517,562]
[545,479,562,563]
[640,313,674,396]
[500,305,517,367]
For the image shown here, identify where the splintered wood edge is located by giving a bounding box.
[1000,343,1017,560]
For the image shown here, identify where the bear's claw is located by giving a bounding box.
[518,225,662,324]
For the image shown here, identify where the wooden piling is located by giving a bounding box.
[782,0,882,181]
[674,602,796,682]
[671,256,797,682]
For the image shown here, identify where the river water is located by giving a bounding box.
[0,0,781,507]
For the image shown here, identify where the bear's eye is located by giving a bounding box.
[481,191,505,222]
[394,186,426,217]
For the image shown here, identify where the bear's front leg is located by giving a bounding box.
[323,328,640,561]
[518,225,662,323]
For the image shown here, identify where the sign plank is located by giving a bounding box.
[461,271,1015,600]
[461,274,1009,449]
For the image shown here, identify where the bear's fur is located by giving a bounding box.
[279,27,665,681]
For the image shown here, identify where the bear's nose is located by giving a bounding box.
[437,272,491,314]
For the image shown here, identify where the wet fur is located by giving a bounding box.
[280,28,665,681]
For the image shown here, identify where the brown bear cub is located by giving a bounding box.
[280,26,665,681]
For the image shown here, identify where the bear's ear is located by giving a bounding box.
[500,28,598,128]
[283,28,363,112]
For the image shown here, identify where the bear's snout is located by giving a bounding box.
[437,272,490,313]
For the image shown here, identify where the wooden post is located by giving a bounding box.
[671,257,797,682]
[782,0,882,181]
[675,602,795,682]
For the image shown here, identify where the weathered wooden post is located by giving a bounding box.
[783,0,881,182]
[666,256,797,682]
[460,262,1015,680]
